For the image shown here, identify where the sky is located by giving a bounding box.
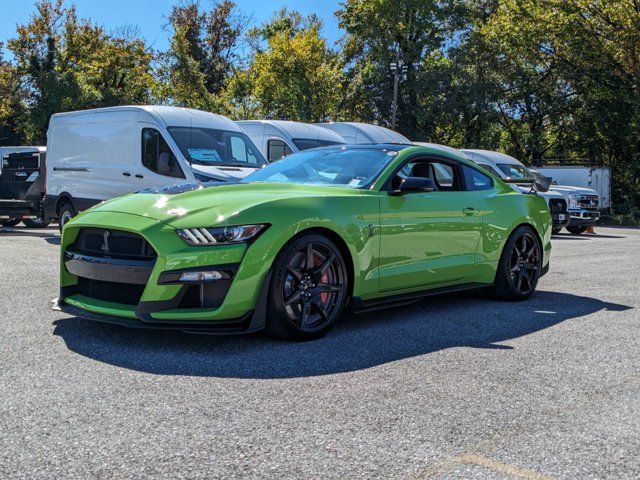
[0,0,344,54]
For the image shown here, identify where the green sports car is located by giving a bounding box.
[56,144,552,340]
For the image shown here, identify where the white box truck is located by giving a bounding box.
[44,106,267,228]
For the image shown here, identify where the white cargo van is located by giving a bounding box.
[237,120,346,161]
[45,106,266,228]
[315,122,411,144]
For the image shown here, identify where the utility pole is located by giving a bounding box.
[391,47,401,130]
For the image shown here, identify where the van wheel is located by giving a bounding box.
[551,227,561,235]
[58,202,76,231]
[23,216,51,228]
[566,226,587,235]
[0,217,21,227]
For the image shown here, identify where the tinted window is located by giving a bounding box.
[267,139,293,161]
[168,127,266,167]
[463,165,493,191]
[141,128,185,178]
[292,138,344,151]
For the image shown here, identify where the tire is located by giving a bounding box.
[266,233,349,341]
[0,217,21,227]
[488,225,542,301]
[57,202,76,232]
[551,227,561,235]
[23,216,51,228]
[566,226,587,235]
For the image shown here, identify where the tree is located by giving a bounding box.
[0,44,23,145]
[161,0,245,109]
[336,0,464,138]
[8,0,154,143]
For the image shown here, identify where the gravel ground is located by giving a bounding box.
[0,226,638,479]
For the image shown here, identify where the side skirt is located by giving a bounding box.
[351,282,488,314]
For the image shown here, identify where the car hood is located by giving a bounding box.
[549,185,598,196]
[88,182,362,228]
[191,164,258,181]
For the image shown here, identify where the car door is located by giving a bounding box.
[378,158,483,293]
[134,125,186,191]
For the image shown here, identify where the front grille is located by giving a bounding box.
[549,198,567,214]
[576,195,599,210]
[76,277,146,305]
[71,228,156,261]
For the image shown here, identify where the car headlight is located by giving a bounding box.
[177,224,268,246]
[568,194,578,208]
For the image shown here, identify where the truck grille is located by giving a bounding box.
[70,228,156,261]
[576,195,599,210]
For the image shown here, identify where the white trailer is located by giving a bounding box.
[534,166,611,210]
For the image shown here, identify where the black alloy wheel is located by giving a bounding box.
[267,234,348,340]
[508,230,541,296]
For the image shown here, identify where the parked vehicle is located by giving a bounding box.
[44,106,267,229]
[237,120,346,161]
[461,149,592,234]
[315,122,411,144]
[55,144,551,340]
[0,146,51,228]
[534,165,611,211]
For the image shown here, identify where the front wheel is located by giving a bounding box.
[488,225,542,301]
[57,202,76,232]
[23,216,51,228]
[266,234,348,340]
[0,217,21,227]
[566,226,587,235]
[551,227,561,235]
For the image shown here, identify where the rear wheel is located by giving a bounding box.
[266,234,348,340]
[566,226,587,235]
[58,202,76,232]
[0,217,21,227]
[489,225,542,301]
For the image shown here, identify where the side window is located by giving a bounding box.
[230,135,259,164]
[141,128,185,178]
[463,165,493,191]
[396,159,462,191]
[268,139,293,161]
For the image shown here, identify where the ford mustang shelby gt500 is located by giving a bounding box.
[56,144,552,340]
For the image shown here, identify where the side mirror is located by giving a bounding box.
[391,176,435,195]
[533,175,552,193]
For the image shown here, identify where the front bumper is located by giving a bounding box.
[57,211,273,334]
[568,209,600,227]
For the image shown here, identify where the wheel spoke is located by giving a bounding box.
[305,243,315,270]
[312,299,328,322]
[515,271,523,291]
[314,253,335,277]
[315,283,341,293]
[300,299,311,327]
[284,290,302,307]
[288,266,304,282]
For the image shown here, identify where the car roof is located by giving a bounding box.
[315,122,411,144]
[50,105,242,132]
[237,120,345,143]
[461,149,523,166]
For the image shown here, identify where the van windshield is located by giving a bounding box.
[167,127,267,168]
[497,163,534,179]
[292,138,344,151]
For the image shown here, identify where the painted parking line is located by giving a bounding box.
[454,453,555,480]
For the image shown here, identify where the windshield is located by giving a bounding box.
[497,163,534,179]
[167,127,267,168]
[292,138,344,151]
[241,147,399,188]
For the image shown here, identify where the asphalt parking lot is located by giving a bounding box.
[1,226,638,479]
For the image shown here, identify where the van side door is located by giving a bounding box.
[134,125,186,191]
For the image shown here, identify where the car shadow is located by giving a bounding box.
[52,290,632,379]
[0,229,60,244]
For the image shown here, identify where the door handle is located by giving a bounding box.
[135,174,144,179]
[463,207,479,215]
[122,172,131,177]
